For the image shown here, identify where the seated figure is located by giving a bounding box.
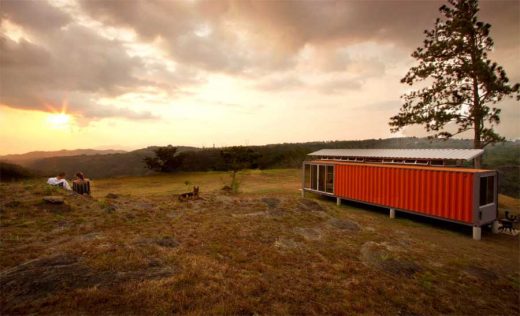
[47,172,72,190]
[72,172,90,195]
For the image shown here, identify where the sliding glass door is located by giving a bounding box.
[304,163,334,194]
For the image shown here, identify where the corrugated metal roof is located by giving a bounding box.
[307,149,484,161]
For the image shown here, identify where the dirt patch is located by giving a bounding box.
[297,199,325,212]
[328,218,361,232]
[0,253,175,310]
[360,242,420,276]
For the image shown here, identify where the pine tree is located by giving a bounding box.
[389,0,519,167]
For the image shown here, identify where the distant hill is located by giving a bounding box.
[0,149,127,166]
[23,146,196,179]
[4,138,518,197]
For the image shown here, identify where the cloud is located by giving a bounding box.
[0,0,71,32]
[0,0,518,126]
[0,0,193,121]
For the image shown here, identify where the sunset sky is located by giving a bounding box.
[1,0,519,155]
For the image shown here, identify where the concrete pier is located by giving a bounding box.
[389,208,395,219]
[472,226,482,241]
[492,220,500,234]
[336,197,341,206]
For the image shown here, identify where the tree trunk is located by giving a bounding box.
[470,31,482,169]
[472,83,482,168]
[231,170,238,193]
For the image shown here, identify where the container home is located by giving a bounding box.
[302,149,498,240]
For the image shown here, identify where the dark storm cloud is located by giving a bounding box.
[0,0,71,31]
[0,0,180,120]
[80,0,518,72]
[0,0,518,121]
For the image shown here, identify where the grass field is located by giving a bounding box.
[1,169,519,315]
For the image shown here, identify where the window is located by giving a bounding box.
[430,160,444,166]
[318,165,326,191]
[326,165,334,193]
[311,165,317,190]
[304,164,334,194]
[479,176,495,206]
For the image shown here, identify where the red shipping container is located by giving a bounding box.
[302,161,497,227]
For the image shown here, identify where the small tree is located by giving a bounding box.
[389,0,519,167]
[221,146,261,193]
[144,145,183,172]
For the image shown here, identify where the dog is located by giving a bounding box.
[499,211,519,234]
[178,186,199,201]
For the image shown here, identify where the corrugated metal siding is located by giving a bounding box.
[334,164,474,223]
[309,148,484,161]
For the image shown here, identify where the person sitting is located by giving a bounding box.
[72,172,90,195]
[47,172,71,190]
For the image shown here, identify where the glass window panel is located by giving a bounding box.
[479,176,495,206]
[479,177,487,206]
[318,165,326,191]
[311,165,317,190]
[486,176,494,204]
[326,165,334,193]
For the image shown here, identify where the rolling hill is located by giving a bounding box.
[2,138,518,196]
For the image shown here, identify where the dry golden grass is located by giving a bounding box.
[1,169,519,315]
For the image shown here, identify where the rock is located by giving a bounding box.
[0,253,175,311]
[105,193,119,199]
[267,209,286,217]
[463,265,497,281]
[4,200,22,208]
[294,227,322,241]
[328,218,361,232]
[43,196,64,204]
[297,199,324,212]
[221,185,232,193]
[137,237,179,248]
[274,237,303,250]
[262,197,280,209]
[360,241,420,276]
[155,237,179,248]
[104,204,117,213]
[232,211,266,218]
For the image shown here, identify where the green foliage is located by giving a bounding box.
[220,146,261,172]
[482,142,520,197]
[144,145,184,172]
[43,185,60,196]
[390,0,519,149]
[0,162,34,182]
[220,146,261,193]
[8,137,520,197]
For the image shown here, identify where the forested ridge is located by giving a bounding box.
[2,137,518,197]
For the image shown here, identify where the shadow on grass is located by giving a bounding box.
[309,193,484,238]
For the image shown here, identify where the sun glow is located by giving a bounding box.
[45,100,73,129]
[47,112,69,124]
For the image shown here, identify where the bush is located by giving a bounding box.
[0,162,34,182]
